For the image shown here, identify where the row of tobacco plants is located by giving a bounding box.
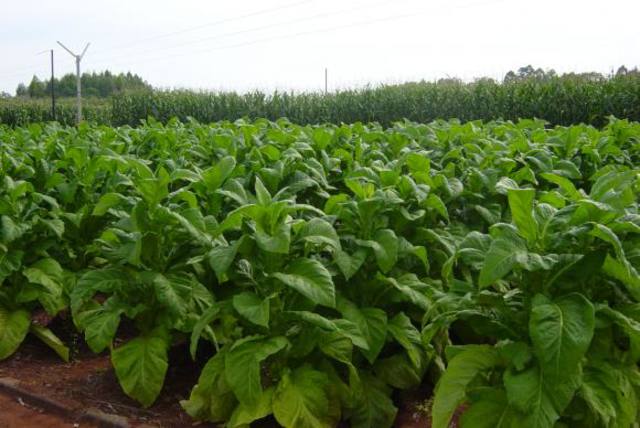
[1,117,639,427]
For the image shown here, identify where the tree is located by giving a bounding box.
[27,76,46,98]
[15,83,27,97]
[58,74,76,97]
[15,70,152,98]
[503,65,556,83]
[616,65,629,76]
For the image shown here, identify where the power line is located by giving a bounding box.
[0,0,312,81]
[0,63,49,79]
[96,0,504,71]
[1,0,504,89]
[90,0,315,56]
[88,0,399,65]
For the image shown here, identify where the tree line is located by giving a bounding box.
[11,65,639,100]
[16,70,151,98]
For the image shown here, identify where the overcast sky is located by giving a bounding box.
[1,0,638,94]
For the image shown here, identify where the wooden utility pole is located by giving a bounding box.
[50,50,56,121]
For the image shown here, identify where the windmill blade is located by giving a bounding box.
[57,41,77,57]
[80,43,90,59]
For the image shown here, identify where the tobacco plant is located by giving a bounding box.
[0,118,639,427]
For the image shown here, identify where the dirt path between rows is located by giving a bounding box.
[0,389,84,428]
[0,335,208,428]
[0,335,446,427]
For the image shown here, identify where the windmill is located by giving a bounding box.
[57,41,90,124]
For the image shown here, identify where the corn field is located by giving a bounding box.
[1,73,640,127]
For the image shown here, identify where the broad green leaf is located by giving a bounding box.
[297,218,341,250]
[111,329,170,407]
[479,226,529,287]
[432,345,500,428]
[426,193,449,221]
[383,274,431,310]
[254,176,272,205]
[218,178,250,206]
[495,177,519,194]
[288,311,368,350]
[202,156,236,191]
[255,221,291,254]
[332,319,369,350]
[181,350,237,422]
[190,303,221,359]
[170,168,201,183]
[597,306,640,359]
[409,244,429,273]
[80,305,123,353]
[337,298,387,364]
[374,353,424,389]
[0,307,30,360]
[540,172,581,200]
[208,238,244,283]
[387,312,423,368]
[228,387,274,428]
[232,292,270,328]
[458,231,492,270]
[405,152,430,174]
[93,192,128,216]
[507,188,538,244]
[318,330,353,364]
[273,258,336,308]
[126,157,154,179]
[272,365,333,428]
[0,249,23,283]
[312,128,333,149]
[349,373,397,428]
[552,160,582,179]
[590,224,628,266]
[151,272,187,319]
[529,293,595,381]
[590,170,637,207]
[23,258,64,297]
[165,208,212,246]
[225,336,287,406]
[288,310,338,331]
[0,216,23,244]
[71,268,127,312]
[345,178,375,199]
[601,255,640,301]
[460,387,518,428]
[497,341,532,371]
[580,362,637,427]
[40,218,64,238]
[136,176,168,206]
[170,188,198,208]
[30,325,69,362]
[503,364,578,428]
[333,248,367,280]
[399,206,425,221]
[473,203,502,224]
[371,229,398,273]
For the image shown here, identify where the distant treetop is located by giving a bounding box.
[502,65,639,83]
[16,70,152,98]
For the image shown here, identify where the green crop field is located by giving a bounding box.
[2,72,640,128]
[1,118,639,427]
